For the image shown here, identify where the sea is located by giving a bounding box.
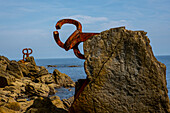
[35,56,170,100]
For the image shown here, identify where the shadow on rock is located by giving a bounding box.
[25,97,67,113]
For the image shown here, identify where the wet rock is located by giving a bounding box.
[47,65,57,67]
[68,65,80,67]
[53,69,75,87]
[70,27,170,112]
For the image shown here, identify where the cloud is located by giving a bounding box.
[18,7,36,13]
[63,15,108,24]
[101,20,129,30]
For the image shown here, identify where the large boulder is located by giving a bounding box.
[70,27,170,112]
[53,69,75,87]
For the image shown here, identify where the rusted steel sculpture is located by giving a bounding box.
[53,19,99,59]
[22,48,33,61]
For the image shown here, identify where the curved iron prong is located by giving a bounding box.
[28,48,33,55]
[53,19,99,59]
[22,48,33,61]
[53,31,64,49]
[55,19,82,32]
[73,43,85,59]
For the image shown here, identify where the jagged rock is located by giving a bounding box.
[7,61,23,79]
[49,95,60,101]
[18,57,40,78]
[25,82,50,97]
[38,74,54,84]
[25,63,39,78]
[25,56,36,66]
[4,102,20,111]
[3,85,21,99]
[20,100,34,112]
[51,97,65,110]
[18,57,50,80]
[0,56,10,71]
[18,63,30,77]
[25,97,67,113]
[38,66,49,76]
[62,96,74,110]
[0,71,15,88]
[48,84,57,95]
[53,69,75,87]
[0,106,16,113]
[70,27,170,113]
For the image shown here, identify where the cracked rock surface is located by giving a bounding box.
[70,27,170,113]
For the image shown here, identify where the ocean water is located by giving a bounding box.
[156,56,170,98]
[35,58,86,100]
[35,56,170,99]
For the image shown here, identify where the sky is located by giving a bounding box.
[0,0,170,60]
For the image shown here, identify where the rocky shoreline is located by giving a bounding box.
[1,27,170,113]
[0,56,74,113]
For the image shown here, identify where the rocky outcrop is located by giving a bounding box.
[0,55,75,112]
[25,82,50,97]
[70,27,170,112]
[62,96,74,110]
[25,97,67,113]
[53,69,75,87]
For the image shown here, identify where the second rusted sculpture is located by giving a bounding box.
[53,19,99,59]
[22,48,33,61]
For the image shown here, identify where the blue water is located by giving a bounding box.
[35,58,86,100]
[35,56,170,99]
[156,56,170,98]
[35,58,86,82]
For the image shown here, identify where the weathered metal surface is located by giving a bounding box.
[22,48,33,61]
[53,19,99,59]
